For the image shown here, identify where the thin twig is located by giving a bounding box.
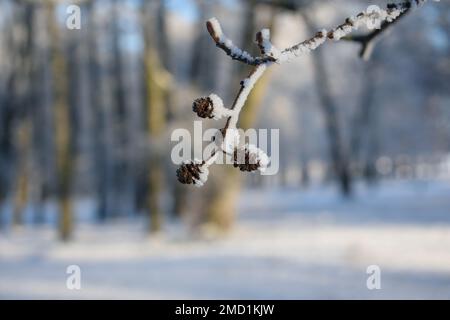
[341,1,416,60]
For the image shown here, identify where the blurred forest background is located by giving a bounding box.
[0,0,450,299]
[1,0,449,238]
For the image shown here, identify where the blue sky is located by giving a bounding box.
[166,0,240,22]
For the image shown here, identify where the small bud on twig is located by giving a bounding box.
[256,29,280,61]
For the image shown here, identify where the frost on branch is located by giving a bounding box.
[279,30,327,62]
[204,0,436,66]
[256,29,281,61]
[206,17,258,65]
[341,0,440,60]
[176,0,438,187]
[206,17,274,66]
[326,2,407,41]
[281,0,434,61]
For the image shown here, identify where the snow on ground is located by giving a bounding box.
[1,180,450,299]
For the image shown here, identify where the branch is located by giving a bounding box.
[341,1,420,60]
[206,18,275,66]
[176,0,439,187]
[281,0,438,61]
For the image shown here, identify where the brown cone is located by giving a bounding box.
[192,97,214,119]
[176,162,203,185]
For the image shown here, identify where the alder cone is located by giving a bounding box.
[192,97,214,119]
[176,162,202,184]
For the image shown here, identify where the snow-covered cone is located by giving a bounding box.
[176,159,209,187]
[233,144,270,173]
[192,94,231,120]
[214,128,240,154]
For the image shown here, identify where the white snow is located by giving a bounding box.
[279,31,327,62]
[195,168,209,187]
[208,93,234,120]
[207,17,223,40]
[209,94,224,110]
[207,17,256,64]
[261,29,270,40]
[224,129,240,154]
[258,28,281,60]
[229,64,268,128]
[1,180,450,299]
[332,27,347,41]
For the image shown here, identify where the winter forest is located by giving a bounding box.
[1,0,450,299]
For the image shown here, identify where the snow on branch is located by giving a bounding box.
[206,18,276,65]
[340,0,438,60]
[176,0,439,187]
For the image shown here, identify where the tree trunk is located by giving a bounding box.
[47,2,74,241]
[350,59,379,185]
[11,3,35,227]
[143,2,171,232]
[110,0,131,217]
[13,121,31,227]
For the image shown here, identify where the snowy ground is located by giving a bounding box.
[1,180,450,299]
